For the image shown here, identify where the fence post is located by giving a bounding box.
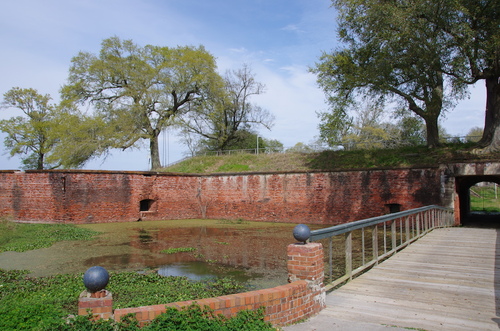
[391,220,397,253]
[372,225,378,265]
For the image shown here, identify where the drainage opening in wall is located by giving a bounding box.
[140,199,155,212]
[386,203,401,213]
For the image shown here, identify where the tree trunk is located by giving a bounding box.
[37,153,44,170]
[477,76,500,152]
[425,114,441,148]
[406,79,443,149]
[150,132,161,170]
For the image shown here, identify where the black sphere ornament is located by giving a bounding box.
[293,224,311,243]
[83,266,109,292]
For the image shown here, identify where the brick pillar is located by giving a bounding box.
[287,242,326,315]
[78,290,113,320]
[287,242,324,283]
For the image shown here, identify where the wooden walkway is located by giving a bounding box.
[285,227,500,331]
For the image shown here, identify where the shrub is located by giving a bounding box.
[37,305,276,331]
[144,305,275,331]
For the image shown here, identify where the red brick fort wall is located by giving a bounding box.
[0,167,446,225]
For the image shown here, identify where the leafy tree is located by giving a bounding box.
[313,0,464,148]
[221,130,283,153]
[62,36,223,170]
[318,102,427,150]
[340,104,391,149]
[262,137,284,153]
[466,127,483,143]
[1,88,113,169]
[183,128,283,155]
[394,109,427,146]
[286,142,315,153]
[220,129,261,151]
[417,0,500,152]
[178,64,274,152]
[316,108,353,147]
[0,88,62,169]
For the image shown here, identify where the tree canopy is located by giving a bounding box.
[313,0,462,148]
[62,36,223,169]
[314,0,500,152]
[2,37,276,170]
[0,87,110,169]
[419,0,500,152]
[0,88,59,169]
[178,64,274,153]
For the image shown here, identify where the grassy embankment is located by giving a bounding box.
[161,143,497,174]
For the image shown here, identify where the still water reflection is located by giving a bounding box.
[0,220,323,289]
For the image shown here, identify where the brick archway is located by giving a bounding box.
[455,175,500,225]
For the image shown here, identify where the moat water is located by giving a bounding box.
[0,219,324,289]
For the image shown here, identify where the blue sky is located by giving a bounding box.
[0,0,486,170]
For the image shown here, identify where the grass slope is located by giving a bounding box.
[162,144,499,174]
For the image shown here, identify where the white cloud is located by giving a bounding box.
[249,63,324,147]
[229,47,248,53]
[281,24,303,33]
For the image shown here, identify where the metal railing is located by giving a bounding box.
[310,205,455,290]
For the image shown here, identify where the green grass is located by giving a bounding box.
[163,143,497,174]
[0,220,99,253]
[160,247,197,254]
[217,163,250,172]
[0,269,250,330]
[470,184,500,213]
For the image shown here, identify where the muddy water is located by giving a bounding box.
[0,220,324,289]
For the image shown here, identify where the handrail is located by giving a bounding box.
[310,205,452,241]
[310,205,454,290]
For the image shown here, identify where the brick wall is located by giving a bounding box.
[0,166,449,225]
[82,242,325,327]
[113,280,318,326]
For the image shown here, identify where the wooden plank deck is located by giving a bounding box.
[284,227,500,331]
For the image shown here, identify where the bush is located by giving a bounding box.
[144,305,275,331]
[45,305,276,331]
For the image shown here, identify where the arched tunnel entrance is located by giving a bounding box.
[456,175,500,226]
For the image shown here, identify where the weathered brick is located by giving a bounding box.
[0,167,446,224]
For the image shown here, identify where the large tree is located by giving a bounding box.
[178,64,274,152]
[420,0,500,152]
[0,88,64,169]
[0,87,107,169]
[313,0,461,148]
[316,0,500,152]
[62,36,223,169]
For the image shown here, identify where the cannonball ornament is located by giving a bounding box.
[83,266,109,292]
[293,224,311,243]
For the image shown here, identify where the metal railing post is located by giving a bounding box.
[345,232,352,281]
[372,225,379,265]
